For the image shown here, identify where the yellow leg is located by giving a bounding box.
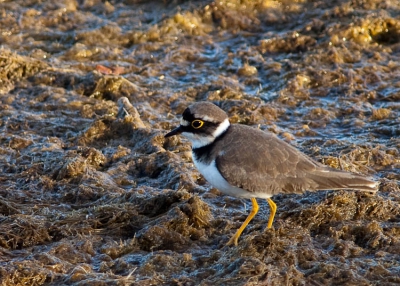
[226,198,259,246]
[266,198,277,229]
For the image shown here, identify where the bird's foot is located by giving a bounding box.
[226,235,239,246]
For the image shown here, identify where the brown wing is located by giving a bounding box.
[215,125,377,195]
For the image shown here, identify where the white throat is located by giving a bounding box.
[182,118,230,149]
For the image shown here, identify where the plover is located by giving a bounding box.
[165,102,379,246]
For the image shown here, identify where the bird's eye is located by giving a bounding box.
[191,119,204,129]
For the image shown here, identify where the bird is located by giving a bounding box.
[164,101,379,246]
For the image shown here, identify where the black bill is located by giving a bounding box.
[165,126,183,137]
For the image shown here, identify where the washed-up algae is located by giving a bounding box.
[0,0,399,285]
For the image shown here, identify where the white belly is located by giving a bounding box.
[193,156,272,199]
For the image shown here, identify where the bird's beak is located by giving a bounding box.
[165,125,183,138]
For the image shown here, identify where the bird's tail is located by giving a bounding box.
[308,169,379,192]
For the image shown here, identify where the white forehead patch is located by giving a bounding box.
[180,119,190,126]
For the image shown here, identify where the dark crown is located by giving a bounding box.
[183,102,228,123]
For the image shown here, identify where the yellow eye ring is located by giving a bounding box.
[191,119,204,129]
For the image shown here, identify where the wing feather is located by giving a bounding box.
[214,125,319,195]
[214,125,377,195]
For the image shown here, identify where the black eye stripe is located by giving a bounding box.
[181,109,222,132]
[180,120,219,133]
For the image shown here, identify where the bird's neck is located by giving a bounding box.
[212,118,230,138]
[188,118,230,149]
[192,121,230,163]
